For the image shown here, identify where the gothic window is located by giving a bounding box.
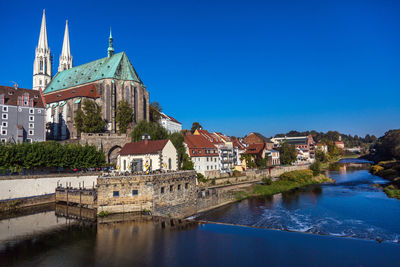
[44,60,47,73]
[106,85,110,121]
[39,80,42,85]
[40,60,43,71]
[168,158,172,170]
[125,87,129,104]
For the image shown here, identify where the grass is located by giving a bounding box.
[236,170,334,199]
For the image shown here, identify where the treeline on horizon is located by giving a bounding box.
[274,130,377,148]
[0,141,106,173]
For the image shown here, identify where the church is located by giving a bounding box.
[34,10,150,140]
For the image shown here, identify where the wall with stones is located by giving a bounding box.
[96,171,197,217]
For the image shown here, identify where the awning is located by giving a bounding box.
[52,103,58,108]
[59,101,66,107]
[74,98,82,104]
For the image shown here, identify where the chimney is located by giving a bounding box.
[142,133,151,145]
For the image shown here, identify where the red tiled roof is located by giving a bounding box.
[184,135,218,157]
[245,143,265,155]
[335,141,344,144]
[232,137,246,150]
[44,83,99,103]
[196,129,224,144]
[119,139,169,155]
[0,85,45,108]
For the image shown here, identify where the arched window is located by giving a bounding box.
[123,160,126,170]
[44,60,47,73]
[168,158,172,170]
[39,60,43,71]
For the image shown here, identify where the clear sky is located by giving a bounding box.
[0,0,399,138]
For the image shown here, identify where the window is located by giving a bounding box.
[1,138,6,143]
[1,129,6,135]
[29,108,34,114]
[132,190,138,196]
[207,166,209,170]
[214,158,217,162]
[123,160,126,170]
[26,138,32,143]
[211,165,213,170]
[29,116,34,122]
[29,130,34,136]
[2,122,7,127]
[199,150,202,154]
[178,184,181,191]
[185,183,189,189]
[161,187,165,194]
[2,113,7,120]
[170,185,173,192]
[29,123,34,128]
[2,106,7,112]
[113,191,119,197]
[192,150,195,154]
[168,158,172,170]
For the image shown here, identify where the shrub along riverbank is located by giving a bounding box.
[370,160,400,200]
[235,169,334,200]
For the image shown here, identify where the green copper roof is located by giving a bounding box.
[43,52,142,94]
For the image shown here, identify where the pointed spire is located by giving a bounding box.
[37,9,49,50]
[58,19,73,72]
[108,27,114,57]
[61,20,71,58]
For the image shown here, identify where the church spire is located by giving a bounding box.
[108,28,114,57]
[37,9,49,51]
[58,20,73,72]
[33,9,52,91]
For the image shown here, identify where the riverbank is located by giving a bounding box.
[235,169,334,200]
[370,160,400,200]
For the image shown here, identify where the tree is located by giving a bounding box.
[191,122,202,134]
[373,129,400,161]
[74,99,106,133]
[150,102,162,123]
[131,120,169,142]
[309,160,321,176]
[278,142,297,165]
[315,149,328,163]
[116,101,133,134]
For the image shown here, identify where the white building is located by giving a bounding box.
[159,112,182,133]
[184,134,220,177]
[117,139,178,173]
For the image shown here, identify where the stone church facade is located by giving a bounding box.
[35,10,149,141]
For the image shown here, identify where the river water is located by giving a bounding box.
[1,159,400,266]
[197,159,400,243]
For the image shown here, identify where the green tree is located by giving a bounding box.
[75,99,106,133]
[116,101,133,134]
[278,142,297,165]
[131,120,169,142]
[149,102,162,123]
[191,122,202,134]
[315,149,328,162]
[309,160,321,176]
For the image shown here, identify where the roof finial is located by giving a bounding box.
[108,27,114,57]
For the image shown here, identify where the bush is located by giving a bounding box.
[262,177,272,185]
[197,173,207,183]
[280,170,313,183]
[370,165,384,174]
[98,211,110,217]
[309,161,321,176]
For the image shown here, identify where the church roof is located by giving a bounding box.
[43,52,142,94]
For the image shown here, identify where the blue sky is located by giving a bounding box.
[0,0,399,137]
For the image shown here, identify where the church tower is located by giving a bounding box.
[33,10,52,91]
[58,20,72,72]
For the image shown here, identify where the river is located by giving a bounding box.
[197,159,400,243]
[1,159,400,266]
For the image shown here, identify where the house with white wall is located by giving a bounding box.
[159,112,182,133]
[117,139,178,173]
[184,134,220,177]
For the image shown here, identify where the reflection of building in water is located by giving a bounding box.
[94,218,197,265]
[339,165,347,174]
[0,210,75,242]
